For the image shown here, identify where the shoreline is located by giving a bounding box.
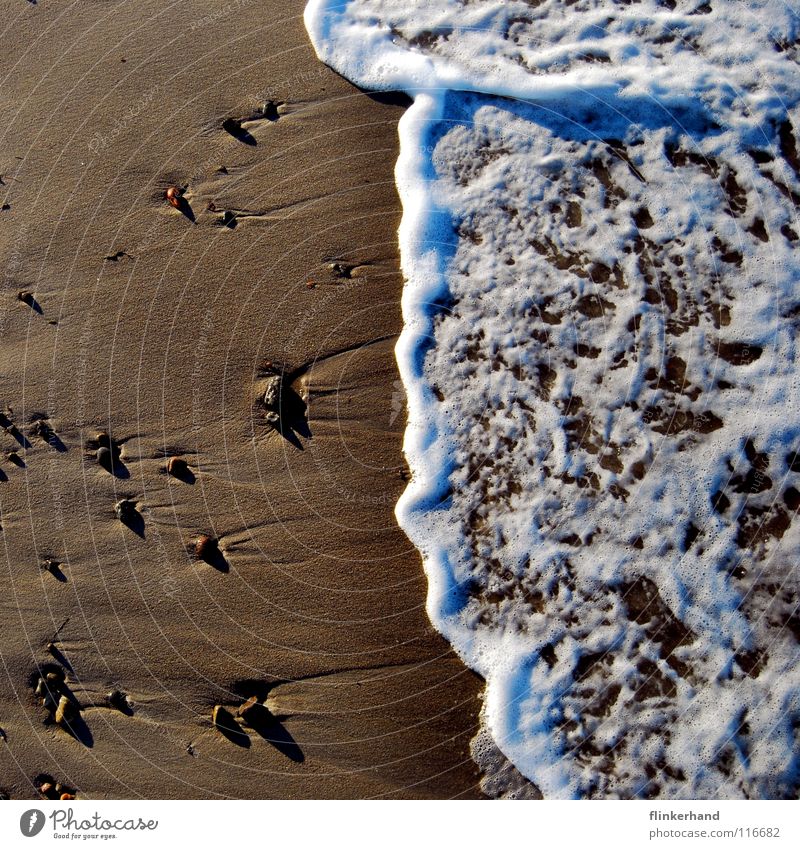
[0,0,482,799]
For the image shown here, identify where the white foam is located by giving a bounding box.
[305,0,800,798]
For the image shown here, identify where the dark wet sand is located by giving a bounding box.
[0,0,482,799]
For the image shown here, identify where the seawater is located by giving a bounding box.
[305,0,800,799]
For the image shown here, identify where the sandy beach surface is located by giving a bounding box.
[0,0,482,799]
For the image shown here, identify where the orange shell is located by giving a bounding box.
[166,186,182,208]
[194,534,216,559]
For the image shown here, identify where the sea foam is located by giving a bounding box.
[304,0,800,798]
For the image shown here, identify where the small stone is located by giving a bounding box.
[39,783,53,796]
[237,696,258,719]
[45,671,63,686]
[107,690,129,711]
[166,456,188,477]
[166,186,182,209]
[54,696,77,726]
[31,420,54,442]
[17,290,33,305]
[96,446,112,466]
[6,451,22,466]
[328,261,355,279]
[262,100,281,121]
[194,534,218,562]
[54,783,64,794]
[42,559,61,577]
[262,374,283,425]
[212,705,236,732]
[263,375,281,409]
[60,793,76,801]
[115,499,137,522]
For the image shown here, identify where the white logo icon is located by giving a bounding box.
[20,809,46,837]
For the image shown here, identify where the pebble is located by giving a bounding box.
[166,186,182,208]
[263,375,281,408]
[114,499,138,522]
[262,100,281,121]
[107,690,129,711]
[42,559,61,577]
[166,456,188,477]
[54,696,77,726]
[212,705,236,732]
[194,534,218,561]
[95,430,112,447]
[237,696,259,720]
[32,420,54,442]
[262,374,282,425]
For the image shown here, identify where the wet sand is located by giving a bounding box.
[0,0,482,799]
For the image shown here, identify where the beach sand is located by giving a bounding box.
[0,0,482,799]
